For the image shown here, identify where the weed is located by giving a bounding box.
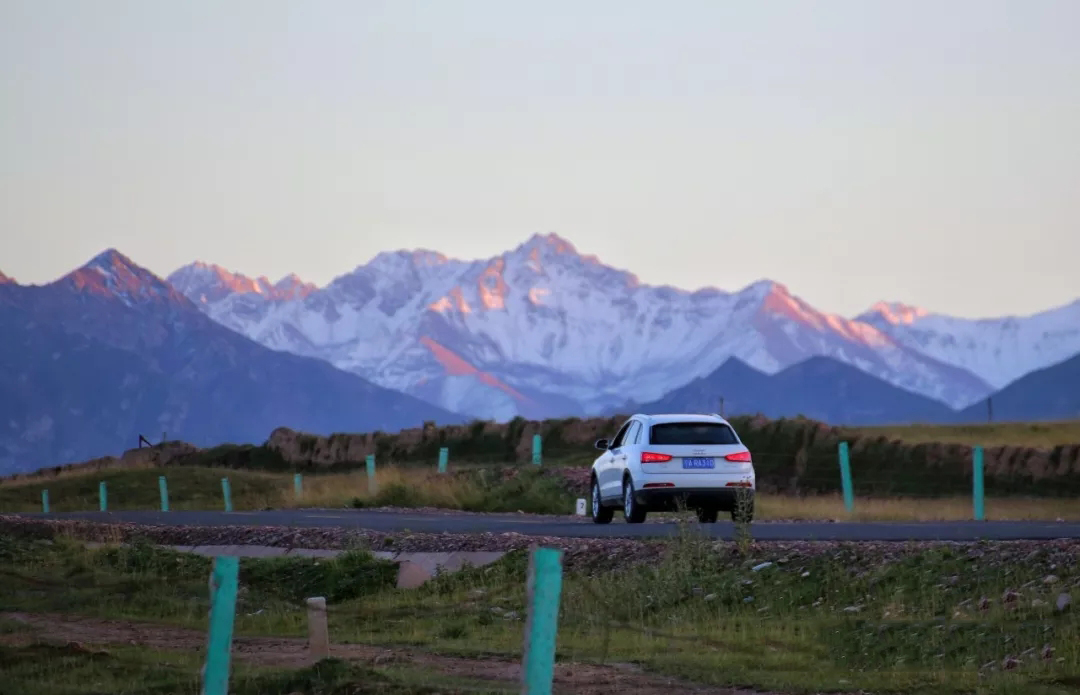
[732,488,755,556]
[349,467,574,515]
[239,551,397,604]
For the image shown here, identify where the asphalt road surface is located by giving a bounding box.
[17,510,1080,541]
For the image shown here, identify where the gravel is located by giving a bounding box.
[4,513,1080,575]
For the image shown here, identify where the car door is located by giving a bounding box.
[604,418,635,498]
[616,420,643,489]
[602,420,634,500]
[625,420,643,463]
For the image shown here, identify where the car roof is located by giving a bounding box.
[633,413,732,426]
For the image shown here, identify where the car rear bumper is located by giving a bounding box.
[633,485,755,511]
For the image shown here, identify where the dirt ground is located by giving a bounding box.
[2,611,770,695]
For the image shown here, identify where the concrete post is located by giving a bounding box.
[306,596,330,661]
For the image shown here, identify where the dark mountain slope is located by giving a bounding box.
[638,355,958,425]
[0,250,465,474]
[959,353,1080,423]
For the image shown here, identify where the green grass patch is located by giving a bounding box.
[327,534,1080,694]
[0,643,201,695]
[0,645,504,695]
[2,531,1079,693]
[0,535,396,636]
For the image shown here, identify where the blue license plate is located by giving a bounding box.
[682,457,715,469]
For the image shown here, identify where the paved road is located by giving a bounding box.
[16,509,1080,541]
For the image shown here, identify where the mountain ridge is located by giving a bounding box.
[167,232,1018,420]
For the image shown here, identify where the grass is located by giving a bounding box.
[345,537,1080,695]
[4,463,1080,521]
[2,533,1078,694]
[842,420,1080,449]
[284,464,579,514]
[0,643,203,695]
[0,466,286,513]
[0,644,504,695]
[0,465,578,516]
[0,534,397,628]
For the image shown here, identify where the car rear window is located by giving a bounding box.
[649,422,739,445]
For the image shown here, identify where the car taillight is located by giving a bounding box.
[725,451,752,462]
[640,452,673,463]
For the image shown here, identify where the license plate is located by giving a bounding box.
[682,457,715,469]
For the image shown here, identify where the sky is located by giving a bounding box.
[2,0,1078,319]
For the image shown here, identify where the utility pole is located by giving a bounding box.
[986,397,993,423]
[719,397,725,418]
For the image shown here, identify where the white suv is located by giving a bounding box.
[588,413,756,524]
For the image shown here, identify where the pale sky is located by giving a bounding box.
[2,0,1078,318]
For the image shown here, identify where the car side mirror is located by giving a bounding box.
[594,438,609,450]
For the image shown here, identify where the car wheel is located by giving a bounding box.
[696,507,719,523]
[590,479,614,524]
[623,477,647,524]
[731,493,755,523]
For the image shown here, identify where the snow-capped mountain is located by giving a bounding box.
[167,233,1000,421]
[856,300,1080,389]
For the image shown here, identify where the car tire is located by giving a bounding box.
[731,493,755,523]
[590,479,614,525]
[696,507,719,523]
[623,477,647,524]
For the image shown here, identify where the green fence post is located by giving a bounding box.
[221,478,233,512]
[201,555,239,695]
[99,481,107,512]
[838,442,854,514]
[366,454,376,493]
[294,473,303,499]
[437,447,448,474]
[972,446,985,521]
[521,546,564,694]
[532,434,542,466]
[159,476,170,512]
[41,489,50,514]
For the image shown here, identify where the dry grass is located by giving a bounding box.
[757,493,1080,521]
[290,468,477,509]
[0,459,160,488]
[843,419,1080,449]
